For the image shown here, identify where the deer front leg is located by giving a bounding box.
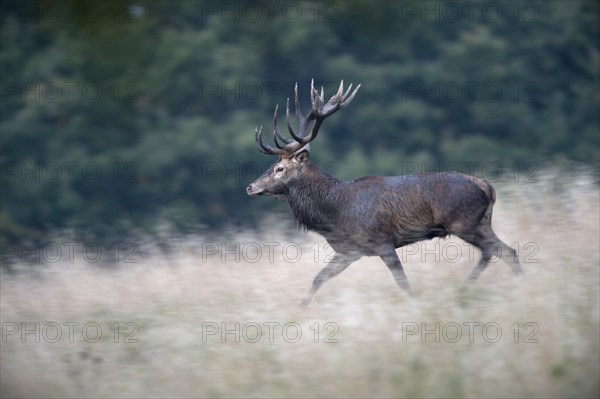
[301,253,359,307]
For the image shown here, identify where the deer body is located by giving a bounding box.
[285,166,492,252]
[247,80,522,305]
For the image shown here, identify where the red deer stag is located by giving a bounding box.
[246,80,523,305]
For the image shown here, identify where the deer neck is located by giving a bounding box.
[286,164,344,232]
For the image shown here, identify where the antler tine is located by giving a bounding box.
[294,82,304,119]
[281,81,319,146]
[255,125,284,155]
[273,104,293,148]
[311,79,325,114]
[336,80,344,100]
[340,83,361,108]
[293,82,318,142]
[286,97,305,143]
[255,126,268,154]
[343,82,353,98]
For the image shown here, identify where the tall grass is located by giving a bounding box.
[1,172,599,398]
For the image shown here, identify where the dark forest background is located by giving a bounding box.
[1,0,598,249]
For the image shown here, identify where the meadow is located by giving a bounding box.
[1,171,599,398]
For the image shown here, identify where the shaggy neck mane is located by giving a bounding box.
[286,163,345,232]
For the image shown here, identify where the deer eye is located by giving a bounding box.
[275,166,284,173]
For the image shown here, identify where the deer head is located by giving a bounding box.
[246,80,360,197]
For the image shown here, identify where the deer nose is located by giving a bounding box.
[246,185,254,196]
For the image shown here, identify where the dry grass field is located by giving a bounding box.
[1,172,599,398]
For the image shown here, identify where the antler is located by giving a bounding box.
[255,79,361,155]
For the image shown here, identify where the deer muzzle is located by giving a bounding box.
[246,183,260,196]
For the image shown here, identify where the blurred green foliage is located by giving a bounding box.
[1,0,599,246]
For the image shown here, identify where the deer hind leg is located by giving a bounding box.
[466,232,523,281]
[465,248,493,282]
[458,209,523,282]
[380,250,412,294]
[301,253,359,307]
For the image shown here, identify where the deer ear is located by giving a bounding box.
[294,149,310,164]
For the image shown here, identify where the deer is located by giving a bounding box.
[246,80,523,306]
